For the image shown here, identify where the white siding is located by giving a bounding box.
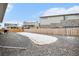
[65,15,79,20]
[40,16,64,25]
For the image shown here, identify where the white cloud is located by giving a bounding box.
[67,6,79,13]
[3,20,18,24]
[6,4,14,13]
[42,6,79,16]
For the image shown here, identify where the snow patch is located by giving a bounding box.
[17,32,58,45]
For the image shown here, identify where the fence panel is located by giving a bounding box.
[24,28,79,36]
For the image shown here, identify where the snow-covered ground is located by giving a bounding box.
[17,32,58,45]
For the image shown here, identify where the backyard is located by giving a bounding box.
[0,32,79,56]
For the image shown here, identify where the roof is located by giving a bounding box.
[0,3,8,22]
[40,13,79,18]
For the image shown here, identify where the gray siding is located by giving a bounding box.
[61,19,79,27]
[0,3,7,22]
[65,15,79,20]
[40,16,64,25]
[40,23,62,28]
[40,14,79,28]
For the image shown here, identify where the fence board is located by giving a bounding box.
[24,28,79,36]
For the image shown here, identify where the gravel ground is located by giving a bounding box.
[0,32,79,56]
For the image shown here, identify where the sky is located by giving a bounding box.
[1,3,79,27]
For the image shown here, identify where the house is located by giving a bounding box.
[40,13,79,28]
[4,23,23,32]
[23,21,39,29]
[61,19,79,28]
[4,23,18,29]
[0,3,7,22]
[0,3,7,33]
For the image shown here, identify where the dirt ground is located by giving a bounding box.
[0,32,79,56]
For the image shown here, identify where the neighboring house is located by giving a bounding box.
[23,21,39,29]
[4,23,23,32]
[40,23,62,28]
[40,13,79,28]
[4,23,18,29]
[61,19,79,28]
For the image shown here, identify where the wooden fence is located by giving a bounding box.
[1,28,79,36]
[0,29,3,32]
[8,28,24,32]
[24,28,79,36]
[0,28,24,32]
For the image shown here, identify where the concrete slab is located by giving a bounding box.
[17,32,58,45]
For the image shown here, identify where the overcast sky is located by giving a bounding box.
[1,3,79,27]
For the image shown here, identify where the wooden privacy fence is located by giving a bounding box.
[24,28,79,36]
[66,28,79,36]
[8,28,24,32]
[0,28,24,32]
[0,29,3,32]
